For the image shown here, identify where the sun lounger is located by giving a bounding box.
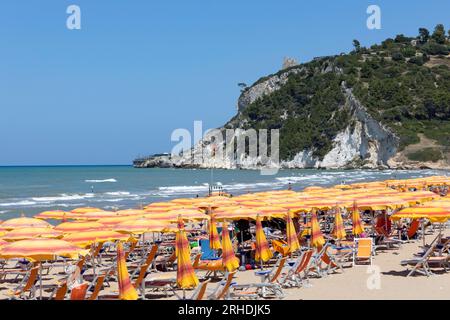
[278,249,313,288]
[172,279,212,300]
[207,271,237,300]
[86,273,106,300]
[69,283,89,300]
[353,238,373,266]
[401,242,449,277]
[48,281,68,300]
[7,266,39,300]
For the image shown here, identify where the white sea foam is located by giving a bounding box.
[104,191,131,196]
[85,178,117,183]
[0,200,37,207]
[31,193,95,202]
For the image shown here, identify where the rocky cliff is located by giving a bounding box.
[135,27,450,170]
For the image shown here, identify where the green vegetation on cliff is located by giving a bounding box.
[230,24,450,161]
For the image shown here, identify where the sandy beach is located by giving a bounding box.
[1,227,447,300]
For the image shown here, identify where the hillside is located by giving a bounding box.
[135,24,450,170]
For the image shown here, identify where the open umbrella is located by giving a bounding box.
[117,242,138,300]
[221,221,239,272]
[2,227,63,241]
[34,210,70,220]
[1,217,52,230]
[255,215,273,264]
[0,238,86,299]
[62,230,130,248]
[55,221,107,233]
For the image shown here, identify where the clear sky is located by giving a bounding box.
[1,0,449,165]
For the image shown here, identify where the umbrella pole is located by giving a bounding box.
[39,262,43,300]
[422,219,426,247]
[92,245,96,278]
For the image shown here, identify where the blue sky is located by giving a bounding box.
[0,0,449,165]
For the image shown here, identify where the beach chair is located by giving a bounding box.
[207,271,237,300]
[407,220,420,240]
[128,244,158,272]
[353,238,373,266]
[401,243,449,277]
[7,266,39,300]
[48,281,68,300]
[374,227,404,250]
[173,279,211,300]
[308,244,335,277]
[254,256,287,284]
[86,274,106,300]
[69,283,89,300]
[154,250,176,271]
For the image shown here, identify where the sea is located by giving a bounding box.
[0,165,448,220]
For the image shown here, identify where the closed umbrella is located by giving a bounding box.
[221,221,239,272]
[333,208,347,240]
[310,210,325,248]
[117,242,138,300]
[351,202,364,236]
[255,215,273,264]
[286,211,300,254]
[209,215,221,250]
[175,217,199,290]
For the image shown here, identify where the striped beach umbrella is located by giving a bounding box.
[55,221,107,233]
[117,242,138,300]
[63,230,130,248]
[71,207,103,213]
[1,217,52,230]
[0,238,86,261]
[209,215,221,250]
[2,227,63,241]
[351,202,364,236]
[175,217,199,289]
[34,210,70,220]
[221,221,239,272]
[310,210,325,248]
[286,211,300,254]
[255,215,273,263]
[114,218,171,235]
[391,206,450,223]
[97,215,141,227]
[333,208,347,240]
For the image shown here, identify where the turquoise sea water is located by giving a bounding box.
[0,166,448,219]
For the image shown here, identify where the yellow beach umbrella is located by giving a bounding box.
[286,211,300,253]
[2,227,63,241]
[175,217,199,289]
[310,210,325,248]
[114,218,171,235]
[221,221,239,272]
[391,206,450,223]
[0,238,86,261]
[71,207,104,214]
[117,242,138,300]
[63,230,130,248]
[255,215,273,263]
[333,208,347,240]
[55,221,107,233]
[1,217,53,230]
[34,210,70,220]
[208,215,221,250]
[351,203,365,236]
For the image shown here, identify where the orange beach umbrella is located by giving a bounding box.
[221,221,239,272]
[117,242,139,300]
[310,210,325,248]
[175,217,199,289]
[255,215,273,263]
